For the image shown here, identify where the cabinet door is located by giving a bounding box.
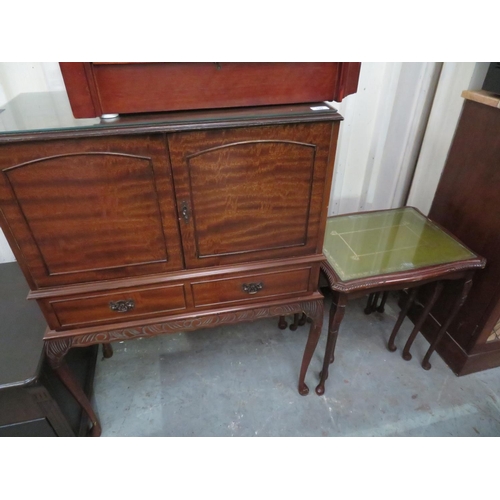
[0,135,183,287]
[168,122,335,268]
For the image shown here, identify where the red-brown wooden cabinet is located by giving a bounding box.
[0,64,360,432]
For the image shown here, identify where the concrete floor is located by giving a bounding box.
[93,293,500,437]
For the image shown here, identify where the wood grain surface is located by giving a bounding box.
[169,122,335,268]
[0,134,183,287]
[191,266,311,307]
[429,100,500,352]
[47,283,187,329]
[60,63,351,117]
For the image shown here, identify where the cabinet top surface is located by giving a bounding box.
[323,207,481,282]
[0,92,342,142]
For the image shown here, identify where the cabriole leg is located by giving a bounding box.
[297,300,324,396]
[377,291,389,313]
[402,281,444,361]
[298,312,307,326]
[364,293,377,314]
[290,313,300,331]
[315,292,348,396]
[388,288,418,352]
[422,273,474,370]
[102,343,113,358]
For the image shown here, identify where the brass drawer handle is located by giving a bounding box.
[109,299,135,313]
[242,282,264,294]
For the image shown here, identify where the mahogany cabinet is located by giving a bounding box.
[0,93,343,388]
[406,91,500,375]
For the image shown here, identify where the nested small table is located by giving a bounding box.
[316,207,486,395]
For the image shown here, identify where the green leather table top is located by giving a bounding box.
[323,207,477,282]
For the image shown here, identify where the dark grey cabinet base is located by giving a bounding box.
[0,262,100,437]
[0,345,98,437]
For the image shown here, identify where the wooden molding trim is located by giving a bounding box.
[44,294,324,367]
[321,259,486,294]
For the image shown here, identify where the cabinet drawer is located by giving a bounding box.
[191,267,311,308]
[45,284,187,329]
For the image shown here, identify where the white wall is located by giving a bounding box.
[0,62,65,106]
[407,62,490,214]
[0,64,65,262]
[328,62,441,216]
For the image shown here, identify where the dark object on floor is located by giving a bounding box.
[0,262,98,437]
[364,292,389,314]
[412,92,500,375]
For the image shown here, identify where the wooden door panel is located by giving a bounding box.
[188,141,314,256]
[0,135,183,287]
[168,122,334,268]
[7,153,168,275]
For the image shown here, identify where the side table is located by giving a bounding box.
[316,207,485,395]
[0,262,99,437]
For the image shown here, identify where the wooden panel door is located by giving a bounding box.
[168,122,336,268]
[0,134,183,288]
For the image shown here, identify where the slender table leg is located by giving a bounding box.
[289,313,300,331]
[102,343,113,358]
[422,273,474,370]
[402,281,444,361]
[315,292,348,396]
[365,292,388,314]
[364,293,377,314]
[298,299,324,396]
[388,288,418,352]
[298,313,307,326]
[377,291,389,313]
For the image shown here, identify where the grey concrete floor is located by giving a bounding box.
[93,293,500,437]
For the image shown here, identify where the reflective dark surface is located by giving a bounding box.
[0,92,339,136]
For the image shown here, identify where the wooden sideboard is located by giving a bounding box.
[0,91,349,431]
[406,90,500,375]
